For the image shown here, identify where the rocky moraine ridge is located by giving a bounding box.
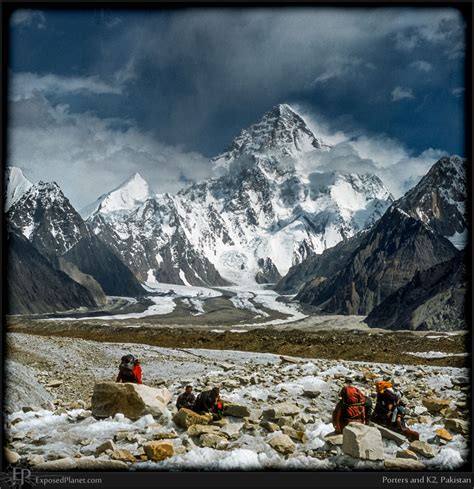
[4,333,470,471]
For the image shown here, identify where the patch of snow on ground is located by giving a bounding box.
[407,351,468,359]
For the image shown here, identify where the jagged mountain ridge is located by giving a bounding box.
[7,182,145,297]
[79,172,153,219]
[276,156,467,304]
[396,155,467,249]
[212,103,330,171]
[87,104,393,286]
[295,206,459,315]
[4,167,33,212]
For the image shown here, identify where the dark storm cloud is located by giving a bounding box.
[8,7,466,207]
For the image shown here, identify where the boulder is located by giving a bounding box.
[422,398,451,413]
[199,433,229,449]
[342,423,384,461]
[324,434,343,446]
[269,434,295,455]
[187,424,221,437]
[409,440,437,458]
[260,421,280,433]
[143,441,175,461]
[435,428,453,441]
[396,449,418,460]
[281,426,307,442]
[372,423,406,446]
[302,387,321,399]
[153,431,178,440]
[440,407,461,419]
[95,440,116,456]
[91,382,171,420]
[223,403,250,418]
[4,448,20,464]
[26,454,45,466]
[444,418,469,435]
[110,449,136,463]
[384,458,425,470]
[263,403,300,420]
[173,408,213,429]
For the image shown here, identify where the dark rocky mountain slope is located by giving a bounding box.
[365,252,467,331]
[7,182,145,297]
[296,206,459,315]
[7,228,97,314]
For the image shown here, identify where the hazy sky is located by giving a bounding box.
[8,7,466,209]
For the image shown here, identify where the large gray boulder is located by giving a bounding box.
[342,423,384,461]
[91,382,171,420]
[262,403,300,420]
[5,361,54,412]
[372,422,406,446]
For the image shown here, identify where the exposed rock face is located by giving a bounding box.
[296,206,458,315]
[57,257,107,305]
[173,408,213,429]
[91,382,171,420]
[255,257,282,284]
[7,182,145,298]
[7,228,97,314]
[365,253,467,331]
[342,423,384,461]
[62,234,145,297]
[396,156,467,248]
[275,233,365,295]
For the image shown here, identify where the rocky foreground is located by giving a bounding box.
[4,332,470,471]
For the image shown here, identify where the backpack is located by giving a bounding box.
[342,386,365,406]
[119,354,136,381]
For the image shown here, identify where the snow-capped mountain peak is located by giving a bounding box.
[212,103,329,171]
[4,166,33,212]
[80,172,153,218]
[7,180,87,250]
